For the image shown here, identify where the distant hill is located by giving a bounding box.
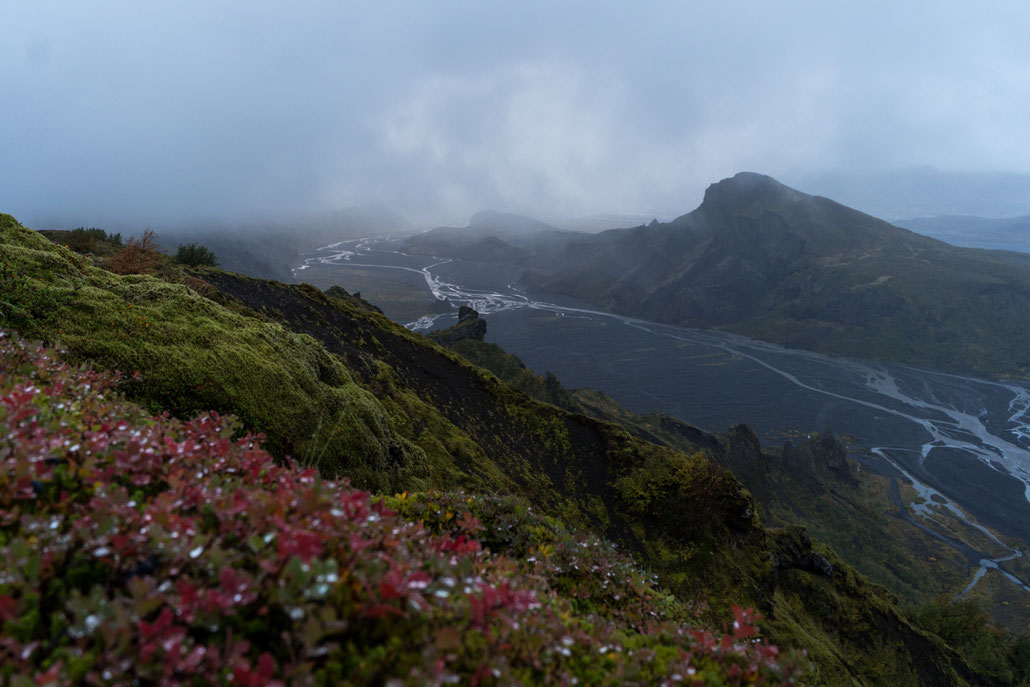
[401,211,585,264]
[897,214,1030,254]
[520,173,1030,376]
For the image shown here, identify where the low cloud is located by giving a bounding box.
[4,1,1030,229]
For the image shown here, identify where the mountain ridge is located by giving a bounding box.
[509,173,1030,376]
[401,211,584,265]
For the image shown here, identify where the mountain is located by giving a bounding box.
[2,211,1011,685]
[524,172,1030,376]
[896,214,1030,254]
[401,211,585,264]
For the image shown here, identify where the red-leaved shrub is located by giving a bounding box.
[106,229,161,275]
[0,330,802,685]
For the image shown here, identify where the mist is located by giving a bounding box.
[5,1,1030,231]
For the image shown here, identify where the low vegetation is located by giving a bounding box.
[37,227,124,257]
[0,333,801,685]
[174,242,218,267]
[0,211,1014,684]
[0,214,428,493]
[914,600,1030,684]
[436,309,1030,684]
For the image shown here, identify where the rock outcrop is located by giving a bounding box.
[429,306,487,345]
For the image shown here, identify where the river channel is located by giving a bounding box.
[294,236,1030,598]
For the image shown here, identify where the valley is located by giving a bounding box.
[294,235,1030,610]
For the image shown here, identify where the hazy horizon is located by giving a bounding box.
[6,2,1030,231]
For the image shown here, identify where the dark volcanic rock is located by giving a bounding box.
[324,284,384,315]
[722,424,771,507]
[430,308,487,345]
[426,297,454,314]
[780,429,855,487]
[772,527,834,578]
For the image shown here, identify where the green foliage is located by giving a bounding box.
[173,242,218,267]
[913,600,1030,684]
[36,226,124,257]
[0,336,803,685]
[198,265,984,686]
[0,262,68,335]
[64,227,122,253]
[439,327,995,685]
[614,450,755,540]
[0,214,428,494]
[1,211,1001,686]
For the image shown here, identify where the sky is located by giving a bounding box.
[4,1,1030,230]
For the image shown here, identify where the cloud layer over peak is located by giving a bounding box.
[4,1,1030,228]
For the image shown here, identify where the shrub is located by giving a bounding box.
[0,331,803,685]
[913,599,1027,684]
[65,227,122,254]
[107,229,161,275]
[174,242,218,267]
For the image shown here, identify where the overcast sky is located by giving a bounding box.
[4,1,1030,229]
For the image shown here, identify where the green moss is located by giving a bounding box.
[0,215,427,493]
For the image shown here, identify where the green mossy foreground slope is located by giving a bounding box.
[0,335,804,684]
[0,213,428,493]
[0,213,993,685]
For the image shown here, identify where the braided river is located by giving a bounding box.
[295,236,1030,598]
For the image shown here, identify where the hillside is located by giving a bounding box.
[432,311,1030,631]
[401,211,587,267]
[0,333,802,685]
[0,212,1014,685]
[506,173,1030,376]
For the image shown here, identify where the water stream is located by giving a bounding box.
[294,237,1030,599]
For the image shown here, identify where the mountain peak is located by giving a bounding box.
[469,209,501,225]
[700,172,804,210]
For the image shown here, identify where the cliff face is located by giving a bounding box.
[428,306,487,345]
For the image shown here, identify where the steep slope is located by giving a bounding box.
[527,173,1030,376]
[433,313,1030,631]
[0,214,429,493]
[194,272,984,686]
[0,212,995,685]
[0,334,801,685]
